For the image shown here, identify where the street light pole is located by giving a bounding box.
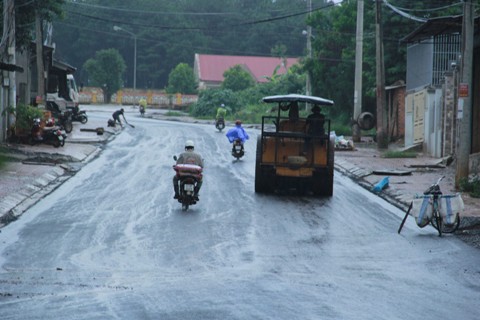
[113,25,137,92]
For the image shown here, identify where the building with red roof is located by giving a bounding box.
[194,53,300,90]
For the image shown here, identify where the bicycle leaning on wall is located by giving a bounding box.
[398,176,463,237]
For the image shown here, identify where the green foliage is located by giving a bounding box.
[15,104,44,131]
[222,65,255,92]
[83,48,126,102]
[233,102,272,124]
[52,0,310,89]
[459,176,480,198]
[191,89,239,117]
[0,147,7,170]
[382,151,417,158]
[166,63,197,94]
[192,65,306,119]
[1,0,65,51]
[164,111,186,117]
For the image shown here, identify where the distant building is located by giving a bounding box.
[193,53,299,90]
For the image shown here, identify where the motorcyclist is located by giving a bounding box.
[139,98,147,114]
[216,104,227,121]
[112,108,126,126]
[173,140,204,201]
[226,120,249,144]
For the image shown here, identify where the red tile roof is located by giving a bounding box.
[195,54,299,83]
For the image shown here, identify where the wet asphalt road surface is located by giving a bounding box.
[1,110,479,319]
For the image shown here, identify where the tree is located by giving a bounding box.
[166,63,197,94]
[222,65,255,92]
[0,0,65,51]
[51,0,310,89]
[191,88,238,117]
[83,49,126,103]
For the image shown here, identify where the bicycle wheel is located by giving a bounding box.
[430,210,443,237]
[441,215,461,234]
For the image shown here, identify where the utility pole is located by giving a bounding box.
[1,0,15,142]
[352,0,364,143]
[306,0,312,99]
[375,0,388,149]
[7,0,16,140]
[35,10,45,106]
[455,0,474,187]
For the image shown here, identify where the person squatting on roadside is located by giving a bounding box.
[111,108,126,127]
[226,120,249,145]
[173,140,204,200]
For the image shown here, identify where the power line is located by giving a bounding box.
[64,2,335,31]
[66,0,239,16]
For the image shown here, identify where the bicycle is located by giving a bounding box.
[398,176,463,237]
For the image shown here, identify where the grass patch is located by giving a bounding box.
[459,176,480,198]
[0,145,8,168]
[164,111,186,117]
[0,153,8,170]
[382,150,417,158]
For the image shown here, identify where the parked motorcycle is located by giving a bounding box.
[46,101,73,133]
[231,138,245,160]
[29,118,66,148]
[215,117,225,132]
[69,106,88,124]
[173,156,203,211]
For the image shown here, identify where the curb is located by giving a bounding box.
[335,159,413,213]
[0,166,68,227]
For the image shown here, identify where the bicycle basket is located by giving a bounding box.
[411,195,433,228]
[438,194,464,226]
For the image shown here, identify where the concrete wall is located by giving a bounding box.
[79,87,198,108]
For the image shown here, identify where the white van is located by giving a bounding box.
[67,74,79,107]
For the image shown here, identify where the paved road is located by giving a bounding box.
[1,111,479,319]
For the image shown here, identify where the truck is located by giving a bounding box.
[255,94,335,196]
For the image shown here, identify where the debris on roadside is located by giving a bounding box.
[331,132,355,150]
[372,169,412,176]
[80,127,105,135]
[22,157,60,166]
[372,176,390,192]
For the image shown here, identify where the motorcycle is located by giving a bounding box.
[215,117,225,132]
[46,101,73,133]
[231,138,245,160]
[69,106,88,124]
[173,156,203,211]
[29,118,66,148]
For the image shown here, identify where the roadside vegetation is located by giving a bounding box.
[382,150,418,158]
[460,176,480,198]
[0,147,7,170]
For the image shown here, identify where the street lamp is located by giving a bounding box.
[113,25,137,92]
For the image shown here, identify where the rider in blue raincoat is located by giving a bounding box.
[226,120,249,143]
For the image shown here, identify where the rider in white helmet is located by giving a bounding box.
[173,140,204,200]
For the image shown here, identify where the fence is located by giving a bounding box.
[79,87,198,109]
